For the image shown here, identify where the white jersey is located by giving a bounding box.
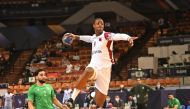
[62,89,72,103]
[4,93,13,107]
[79,31,131,69]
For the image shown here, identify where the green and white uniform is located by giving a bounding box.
[168,98,181,109]
[28,84,55,109]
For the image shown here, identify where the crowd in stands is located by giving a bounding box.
[155,10,190,66]
[20,37,85,84]
[158,10,190,36]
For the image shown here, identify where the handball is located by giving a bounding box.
[62,33,74,46]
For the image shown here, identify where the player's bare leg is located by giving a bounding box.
[75,67,94,90]
[65,67,94,108]
[95,89,107,108]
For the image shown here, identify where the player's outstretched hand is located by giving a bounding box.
[128,37,138,47]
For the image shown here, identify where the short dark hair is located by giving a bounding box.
[168,93,174,96]
[33,69,45,76]
[93,18,103,24]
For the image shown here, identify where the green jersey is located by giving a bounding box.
[168,98,181,109]
[28,84,56,109]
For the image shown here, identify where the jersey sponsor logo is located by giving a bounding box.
[99,38,102,41]
[92,50,102,55]
[104,32,112,40]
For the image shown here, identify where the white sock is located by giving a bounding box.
[71,88,80,101]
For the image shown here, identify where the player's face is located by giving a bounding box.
[93,19,104,34]
[168,95,173,100]
[7,89,11,94]
[37,71,47,83]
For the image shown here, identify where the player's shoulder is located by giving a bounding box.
[28,84,37,90]
[92,34,96,38]
[103,31,110,36]
[174,98,180,102]
[45,84,53,88]
[103,31,114,40]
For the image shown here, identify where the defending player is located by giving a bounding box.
[27,69,68,109]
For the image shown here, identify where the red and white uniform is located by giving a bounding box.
[79,31,131,95]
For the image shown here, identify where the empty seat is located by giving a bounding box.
[127,79,136,87]
[115,81,122,88]
[109,81,115,88]
[122,81,128,87]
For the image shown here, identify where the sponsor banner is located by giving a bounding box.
[158,66,190,77]
[157,35,190,45]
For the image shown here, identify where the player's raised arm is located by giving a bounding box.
[70,33,93,43]
[62,33,92,45]
[105,33,138,47]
